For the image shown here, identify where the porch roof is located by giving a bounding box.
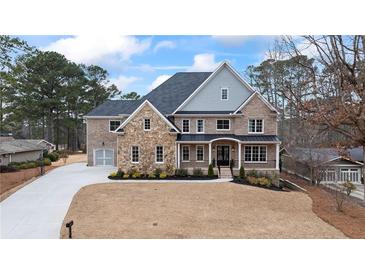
[176,134,280,143]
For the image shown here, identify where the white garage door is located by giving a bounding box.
[94,149,114,166]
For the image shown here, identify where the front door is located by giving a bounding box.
[217,145,230,166]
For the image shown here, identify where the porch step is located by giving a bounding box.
[219,168,232,179]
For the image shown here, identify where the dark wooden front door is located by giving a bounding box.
[217,145,230,166]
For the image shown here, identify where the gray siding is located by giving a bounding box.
[181,66,252,111]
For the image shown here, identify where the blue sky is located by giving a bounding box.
[19,35,276,96]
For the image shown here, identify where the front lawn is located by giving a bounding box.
[60,182,345,239]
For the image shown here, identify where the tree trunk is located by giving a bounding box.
[363,146,365,204]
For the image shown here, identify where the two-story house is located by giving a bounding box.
[85,61,281,176]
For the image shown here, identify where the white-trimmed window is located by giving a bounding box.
[109,120,121,131]
[155,145,164,163]
[221,88,229,100]
[144,118,151,131]
[131,146,139,163]
[216,119,230,130]
[182,145,190,161]
[248,119,263,133]
[244,145,267,163]
[340,168,359,182]
[196,119,204,133]
[196,145,204,162]
[182,119,190,133]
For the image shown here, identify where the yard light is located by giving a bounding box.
[65,220,74,239]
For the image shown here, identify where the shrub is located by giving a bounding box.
[43,158,52,166]
[208,164,214,177]
[128,168,137,176]
[148,172,156,179]
[247,169,258,178]
[342,181,356,196]
[192,168,203,177]
[132,172,141,179]
[123,174,130,179]
[27,162,38,168]
[239,165,245,179]
[48,151,59,162]
[109,172,118,177]
[257,177,272,187]
[117,169,124,178]
[159,172,168,179]
[175,168,188,177]
[154,168,162,177]
[0,165,18,173]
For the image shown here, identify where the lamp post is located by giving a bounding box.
[40,150,45,176]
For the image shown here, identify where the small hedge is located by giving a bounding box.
[47,151,60,162]
[0,165,18,173]
[192,168,204,177]
[4,158,52,172]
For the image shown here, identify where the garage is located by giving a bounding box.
[94,148,114,166]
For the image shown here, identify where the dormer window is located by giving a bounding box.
[248,119,264,133]
[221,88,229,100]
[144,118,151,131]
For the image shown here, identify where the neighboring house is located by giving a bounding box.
[0,132,14,142]
[282,147,364,184]
[85,61,281,176]
[0,139,51,166]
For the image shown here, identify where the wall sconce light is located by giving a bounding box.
[102,142,105,146]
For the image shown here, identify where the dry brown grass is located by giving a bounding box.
[281,172,365,239]
[52,153,86,166]
[60,182,345,239]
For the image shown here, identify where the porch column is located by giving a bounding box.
[238,142,241,168]
[276,143,280,170]
[177,143,181,169]
[209,142,212,164]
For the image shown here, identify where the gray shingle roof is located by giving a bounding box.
[0,140,44,155]
[85,72,212,117]
[177,134,280,142]
[175,111,233,115]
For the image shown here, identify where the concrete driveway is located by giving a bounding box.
[0,163,115,239]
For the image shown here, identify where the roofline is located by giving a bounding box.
[84,115,129,119]
[172,61,256,115]
[173,113,241,117]
[113,100,180,133]
[233,91,279,114]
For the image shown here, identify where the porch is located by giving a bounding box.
[176,134,280,174]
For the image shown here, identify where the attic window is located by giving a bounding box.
[221,88,228,100]
[144,118,151,131]
[109,120,121,131]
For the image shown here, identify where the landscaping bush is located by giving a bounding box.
[109,172,118,178]
[117,169,124,178]
[132,172,142,179]
[154,168,162,177]
[175,168,188,177]
[43,158,52,166]
[192,168,204,177]
[148,172,156,179]
[27,162,38,169]
[0,165,18,173]
[247,176,272,187]
[208,164,214,177]
[128,168,137,176]
[123,174,130,179]
[47,151,60,162]
[239,165,245,179]
[159,172,168,179]
[246,169,258,178]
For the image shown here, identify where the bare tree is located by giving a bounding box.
[280,35,365,203]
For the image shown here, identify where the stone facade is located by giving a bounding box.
[117,104,176,174]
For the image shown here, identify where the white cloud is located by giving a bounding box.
[153,40,176,52]
[212,35,250,47]
[43,35,151,64]
[188,53,220,72]
[148,74,172,91]
[109,75,139,91]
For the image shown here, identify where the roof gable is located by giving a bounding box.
[234,92,278,114]
[114,100,180,133]
[173,61,254,114]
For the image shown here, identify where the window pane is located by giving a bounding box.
[197,120,204,133]
[196,146,204,161]
[182,146,190,161]
[109,120,121,131]
[259,146,266,162]
[156,146,163,163]
[132,146,139,162]
[182,120,190,132]
[252,146,259,161]
[249,120,255,132]
[244,146,251,161]
[144,119,151,130]
[217,120,229,130]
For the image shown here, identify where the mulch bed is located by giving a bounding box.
[108,175,219,180]
[232,177,286,192]
[280,172,365,238]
